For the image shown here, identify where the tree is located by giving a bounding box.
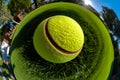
[0,0,9,23]
[48,0,82,3]
[8,0,31,16]
[33,0,41,8]
[102,6,119,32]
[114,21,120,38]
[102,6,120,39]
[0,0,19,24]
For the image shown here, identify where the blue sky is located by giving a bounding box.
[89,0,120,19]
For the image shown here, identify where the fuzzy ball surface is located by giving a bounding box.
[48,15,84,52]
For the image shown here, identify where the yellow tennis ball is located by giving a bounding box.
[33,15,84,63]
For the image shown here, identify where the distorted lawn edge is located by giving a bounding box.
[11,2,114,80]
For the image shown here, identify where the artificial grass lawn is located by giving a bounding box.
[10,2,114,80]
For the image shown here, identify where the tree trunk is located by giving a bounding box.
[33,0,38,8]
[10,17,20,25]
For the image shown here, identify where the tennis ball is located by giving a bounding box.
[33,15,84,63]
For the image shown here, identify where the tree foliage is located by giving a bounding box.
[0,0,11,24]
[33,0,41,8]
[0,0,19,25]
[8,0,31,16]
[102,6,120,38]
[48,0,82,3]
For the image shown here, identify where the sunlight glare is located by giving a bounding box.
[84,0,93,5]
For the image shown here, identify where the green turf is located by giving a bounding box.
[10,2,114,80]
